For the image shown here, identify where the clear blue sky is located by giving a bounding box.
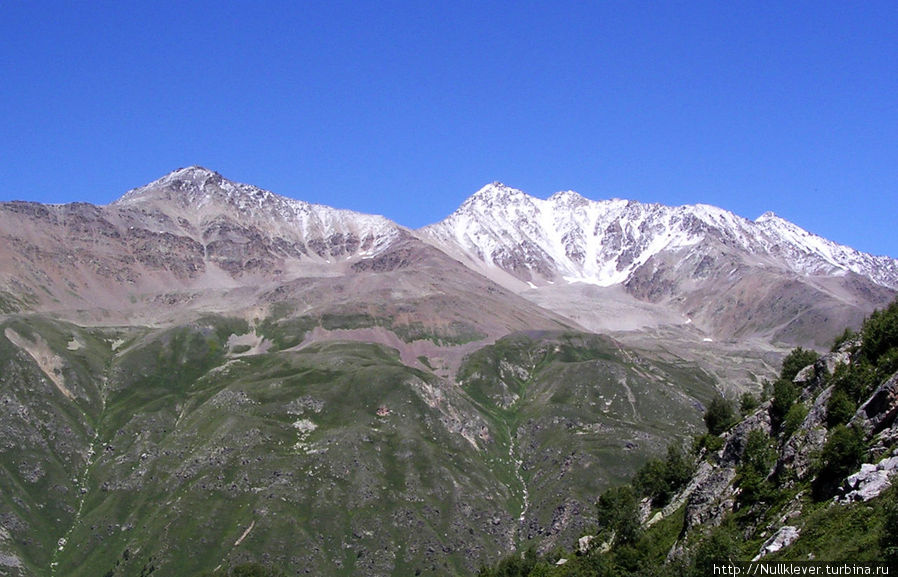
[2,1,896,256]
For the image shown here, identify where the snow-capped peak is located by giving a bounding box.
[422,185,707,287]
[461,182,529,209]
[548,190,588,205]
[420,184,898,291]
[756,211,780,222]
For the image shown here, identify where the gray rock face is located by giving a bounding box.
[777,386,833,482]
[851,371,898,437]
[654,408,773,536]
[721,409,772,466]
[752,526,800,560]
[795,343,853,397]
[838,456,898,503]
[683,467,737,533]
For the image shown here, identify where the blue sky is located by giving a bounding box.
[2,1,896,256]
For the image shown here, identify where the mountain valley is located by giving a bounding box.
[1,168,896,576]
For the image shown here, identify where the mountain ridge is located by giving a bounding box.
[422,181,898,290]
[2,167,894,352]
[1,167,897,576]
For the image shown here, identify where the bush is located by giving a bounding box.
[596,485,641,545]
[690,526,739,577]
[634,459,669,505]
[781,347,820,382]
[635,444,695,507]
[477,547,538,577]
[881,489,898,569]
[825,388,856,428]
[769,378,798,431]
[739,392,760,416]
[782,402,808,439]
[736,429,776,507]
[813,424,866,500]
[861,299,898,367]
[693,433,724,455]
[663,444,695,491]
[831,327,856,352]
[704,397,736,436]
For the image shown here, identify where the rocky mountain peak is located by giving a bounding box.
[461,182,530,210]
[548,189,588,206]
[110,168,402,241]
[756,210,780,222]
[112,166,278,213]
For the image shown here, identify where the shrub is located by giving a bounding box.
[781,347,820,382]
[769,378,798,431]
[831,327,856,352]
[704,396,736,436]
[761,379,774,402]
[736,429,776,507]
[813,424,866,500]
[693,433,725,455]
[635,444,695,507]
[860,299,898,367]
[881,489,898,568]
[740,392,760,416]
[596,485,641,545]
[782,402,808,439]
[690,526,739,576]
[663,443,695,492]
[634,458,669,505]
[825,388,856,428]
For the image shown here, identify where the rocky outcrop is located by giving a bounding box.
[851,371,898,437]
[683,467,737,532]
[679,408,772,533]
[776,386,832,483]
[794,346,852,395]
[752,526,800,560]
[838,454,898,503]
[721,408,772,466]
[775,344,862,483]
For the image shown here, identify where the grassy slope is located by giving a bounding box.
[0,317,715,577]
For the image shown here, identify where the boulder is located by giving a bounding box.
[851,372,898,437]
[838,454,898,503]
[752,526,800,561]
[577,535,594,554]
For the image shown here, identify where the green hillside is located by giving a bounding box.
[0,315,717,576]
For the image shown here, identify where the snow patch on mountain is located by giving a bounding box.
[114,166,402,258]
[753,212,898,287]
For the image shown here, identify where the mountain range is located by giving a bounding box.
[4,167,895,344]
[0,167,895,576]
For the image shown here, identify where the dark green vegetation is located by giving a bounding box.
[475,299,898,576]
[632,444,694,508]
[0,314,717,576]
[477,489,898,577]
[703,396,736,436]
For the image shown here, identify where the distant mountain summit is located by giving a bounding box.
[421,182,898,289]
[114,166,403,259]
[0,169,895,347]
[419,183,897,346]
